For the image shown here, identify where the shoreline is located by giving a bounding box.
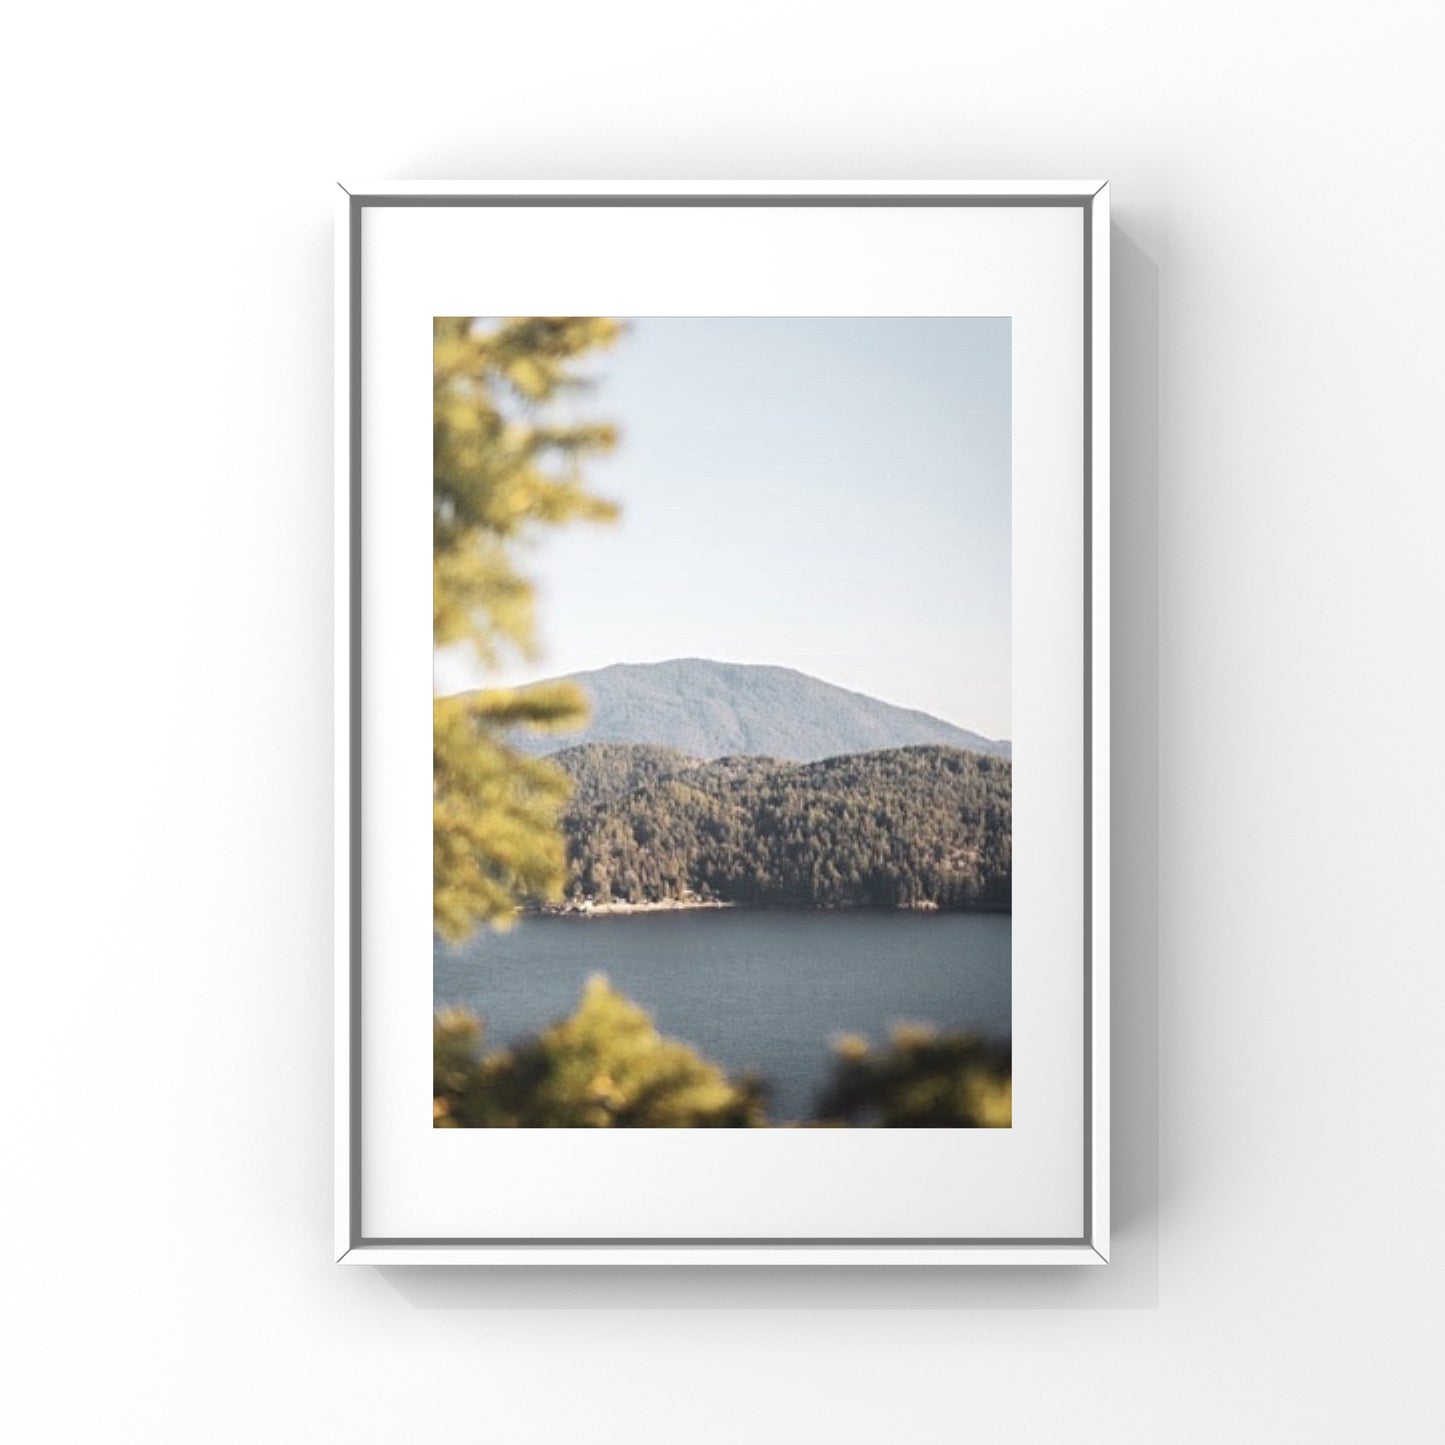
[538,898,737,918]
[528,899,1011,919]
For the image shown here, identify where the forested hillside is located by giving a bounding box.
[549,742,1011,911]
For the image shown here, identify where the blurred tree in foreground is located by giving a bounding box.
[435,980,1009,1129]
[815,1025,1012,1127]
[434,975,767,1128]
[433,317,621,940]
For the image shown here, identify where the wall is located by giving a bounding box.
[5,3,1441,1440]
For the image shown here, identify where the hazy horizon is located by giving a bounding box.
[434,317,1012,738]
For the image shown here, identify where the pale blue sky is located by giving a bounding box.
[435,317,1012,739]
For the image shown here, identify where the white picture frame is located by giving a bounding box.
[336,181,1110,1265]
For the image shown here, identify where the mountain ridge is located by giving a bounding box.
[492,658,1009,763]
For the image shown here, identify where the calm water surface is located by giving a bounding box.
[434,910,1010,1122]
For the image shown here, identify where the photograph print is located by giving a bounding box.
[433,316,1011,1128]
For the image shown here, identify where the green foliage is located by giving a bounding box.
[434,982,1011,1128]
[433,696,576,937]
[433,317,621,939]
[433,976,767,1128]
[815,1026,1012,1127]
[553,743,703,808]
[550,742,1011,911]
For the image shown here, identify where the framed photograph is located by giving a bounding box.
[336,181,1109,1265]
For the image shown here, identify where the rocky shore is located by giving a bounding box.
[545,897,736,917]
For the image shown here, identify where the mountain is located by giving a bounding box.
[508,659,1009,762]
[549,742,1011,911]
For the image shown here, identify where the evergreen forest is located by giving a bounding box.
[550,742,1012,911]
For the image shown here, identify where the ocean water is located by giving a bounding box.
[434,909,1011,1122]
